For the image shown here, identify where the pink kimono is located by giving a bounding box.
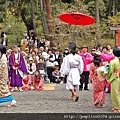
[33,76,44,90]
[100,53,114,93]
[90,63,106,106]
[100,53,114,63]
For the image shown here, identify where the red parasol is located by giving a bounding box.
[118,28,120,46]
[59,12,95,25]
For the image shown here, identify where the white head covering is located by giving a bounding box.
[29,57,33,61]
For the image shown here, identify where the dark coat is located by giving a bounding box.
[1,39,8,47]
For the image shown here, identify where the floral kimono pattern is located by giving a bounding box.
[90,63,106,106]
[0,59,14,103]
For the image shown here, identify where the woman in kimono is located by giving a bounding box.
[106,47,120,112]
[90,54,106,108]
[60,42,83,102]
[100,47,114,93]
[0,45,16,106]
[33,71,44,90]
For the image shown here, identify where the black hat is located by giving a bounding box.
[113,47,120,57]
[0,45,6,54]
[69,42,76,50]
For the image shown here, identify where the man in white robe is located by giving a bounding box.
[60,42,83,102]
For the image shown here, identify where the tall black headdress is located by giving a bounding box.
[69,42,76,50]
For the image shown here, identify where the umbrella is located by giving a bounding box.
[118,28,120,47]
[59,12,95,25]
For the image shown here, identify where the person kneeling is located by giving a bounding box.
[33,71,44,90]
[52,66,61,83]
[22,77,31,90]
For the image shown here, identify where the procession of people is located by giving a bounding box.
[0,31,120,113]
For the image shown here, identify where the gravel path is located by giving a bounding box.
[0,83,113,113]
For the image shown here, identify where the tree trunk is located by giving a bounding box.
[113,0,116,16]
[45,0,54,46]
[4,0,8,31]
[95,0,100,40]
[108,0,112,16]
[45,0,52,34]
[30,0,37,35]
[40,0,49,38]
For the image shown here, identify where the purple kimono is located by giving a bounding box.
[9,53,28,87]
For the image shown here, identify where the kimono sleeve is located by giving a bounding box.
[9,54,14,69]
[106,61,116,83]
[0,62,8,82]
[100,53,114,62]
[18,54,28,74]
[60,56,70,76]
[86,53,93,64]
[90,63,94,79]
[78,56,83,74]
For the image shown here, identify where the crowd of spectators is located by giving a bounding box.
[0,30,114,92]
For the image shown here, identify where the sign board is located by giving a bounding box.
[110,27,119,31]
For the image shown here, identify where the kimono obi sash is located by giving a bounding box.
[70,61,78,69]
[70,66,78,69]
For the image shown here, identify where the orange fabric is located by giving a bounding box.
[12,52,20,67]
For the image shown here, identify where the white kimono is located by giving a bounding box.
[60,54,83,90]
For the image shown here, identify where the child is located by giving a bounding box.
[33,71,44,90]
[52,66,61,83]
[27,57,36,87]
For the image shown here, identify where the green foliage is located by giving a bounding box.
[50,0,97,49]
[0,0,43,36]
[86,0,112,41]
[0,0,5,22]
[108,12,120,26]
[4,10,27,46]
[0,0,119,48]
[87,0,106,20]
